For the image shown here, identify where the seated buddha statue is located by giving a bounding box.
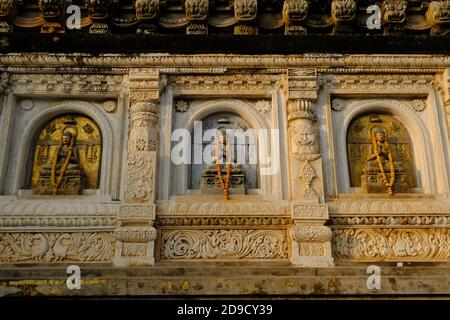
[35,130,85,195]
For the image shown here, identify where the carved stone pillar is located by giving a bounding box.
[443,69,450,149]
[286,69,334,267]
[113,69,160,267]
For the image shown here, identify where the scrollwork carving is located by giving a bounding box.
[333,228,450,261]
[160,229,288,259]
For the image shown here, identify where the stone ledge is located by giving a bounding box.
[0,263,449,297]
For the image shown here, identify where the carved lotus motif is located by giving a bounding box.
[185,0,208,21]
[383,0,407,23]
[234,0,257,22]
[86,0,111,20]
[427,1,450,24]
[0,0,13,17]
[38,0,62,18]
[331,0,356,22]
[135,0,159,21]
[282,0,309,25]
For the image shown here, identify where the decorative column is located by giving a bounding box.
[286,69,334,267]
[443,69,450,150]
[113,69,160,267]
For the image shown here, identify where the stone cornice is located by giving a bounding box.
[1,54,450,69]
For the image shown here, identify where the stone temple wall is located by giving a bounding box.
[0,53,449,296]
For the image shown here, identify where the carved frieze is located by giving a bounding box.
[10,73,124,95]
[0,232,115,263]
[156,201,290,216]
[169,74,280,96]
[333,228,450,261]
[160,229,288,260]
[157,216,291,227]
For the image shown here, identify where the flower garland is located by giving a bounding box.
[50,133,75,195]
[215,133,231,200]
[371,131,395,195]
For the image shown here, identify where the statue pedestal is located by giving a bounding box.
[33,173,85,195]
[362,173,410,194]
[200,166,246,195]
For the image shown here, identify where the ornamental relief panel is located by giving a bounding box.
[159,229,288,260]
[0,232,115,263]
[333,228,450,261]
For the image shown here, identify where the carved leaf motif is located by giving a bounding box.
[126,152,154,202]
[333,228,450,261]
[161,229,287,259]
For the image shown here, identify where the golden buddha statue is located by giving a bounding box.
[33,119,86,195]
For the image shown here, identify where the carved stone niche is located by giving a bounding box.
[194,113,258,195]
[30,114,102,196]
[347,113,416,195]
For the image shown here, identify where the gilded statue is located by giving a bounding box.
[32,115,101,195]
[347,114,415,195]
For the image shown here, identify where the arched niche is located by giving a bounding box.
[29,114,102,195]
[14,101,114,197]
[190,112,259,192]
[346,112,416,194]
[174,99,275,197]
[335,99,435,194]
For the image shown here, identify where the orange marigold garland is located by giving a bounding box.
[215,132,231,200]
[51,131,75,195]
[372,131,395,195]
